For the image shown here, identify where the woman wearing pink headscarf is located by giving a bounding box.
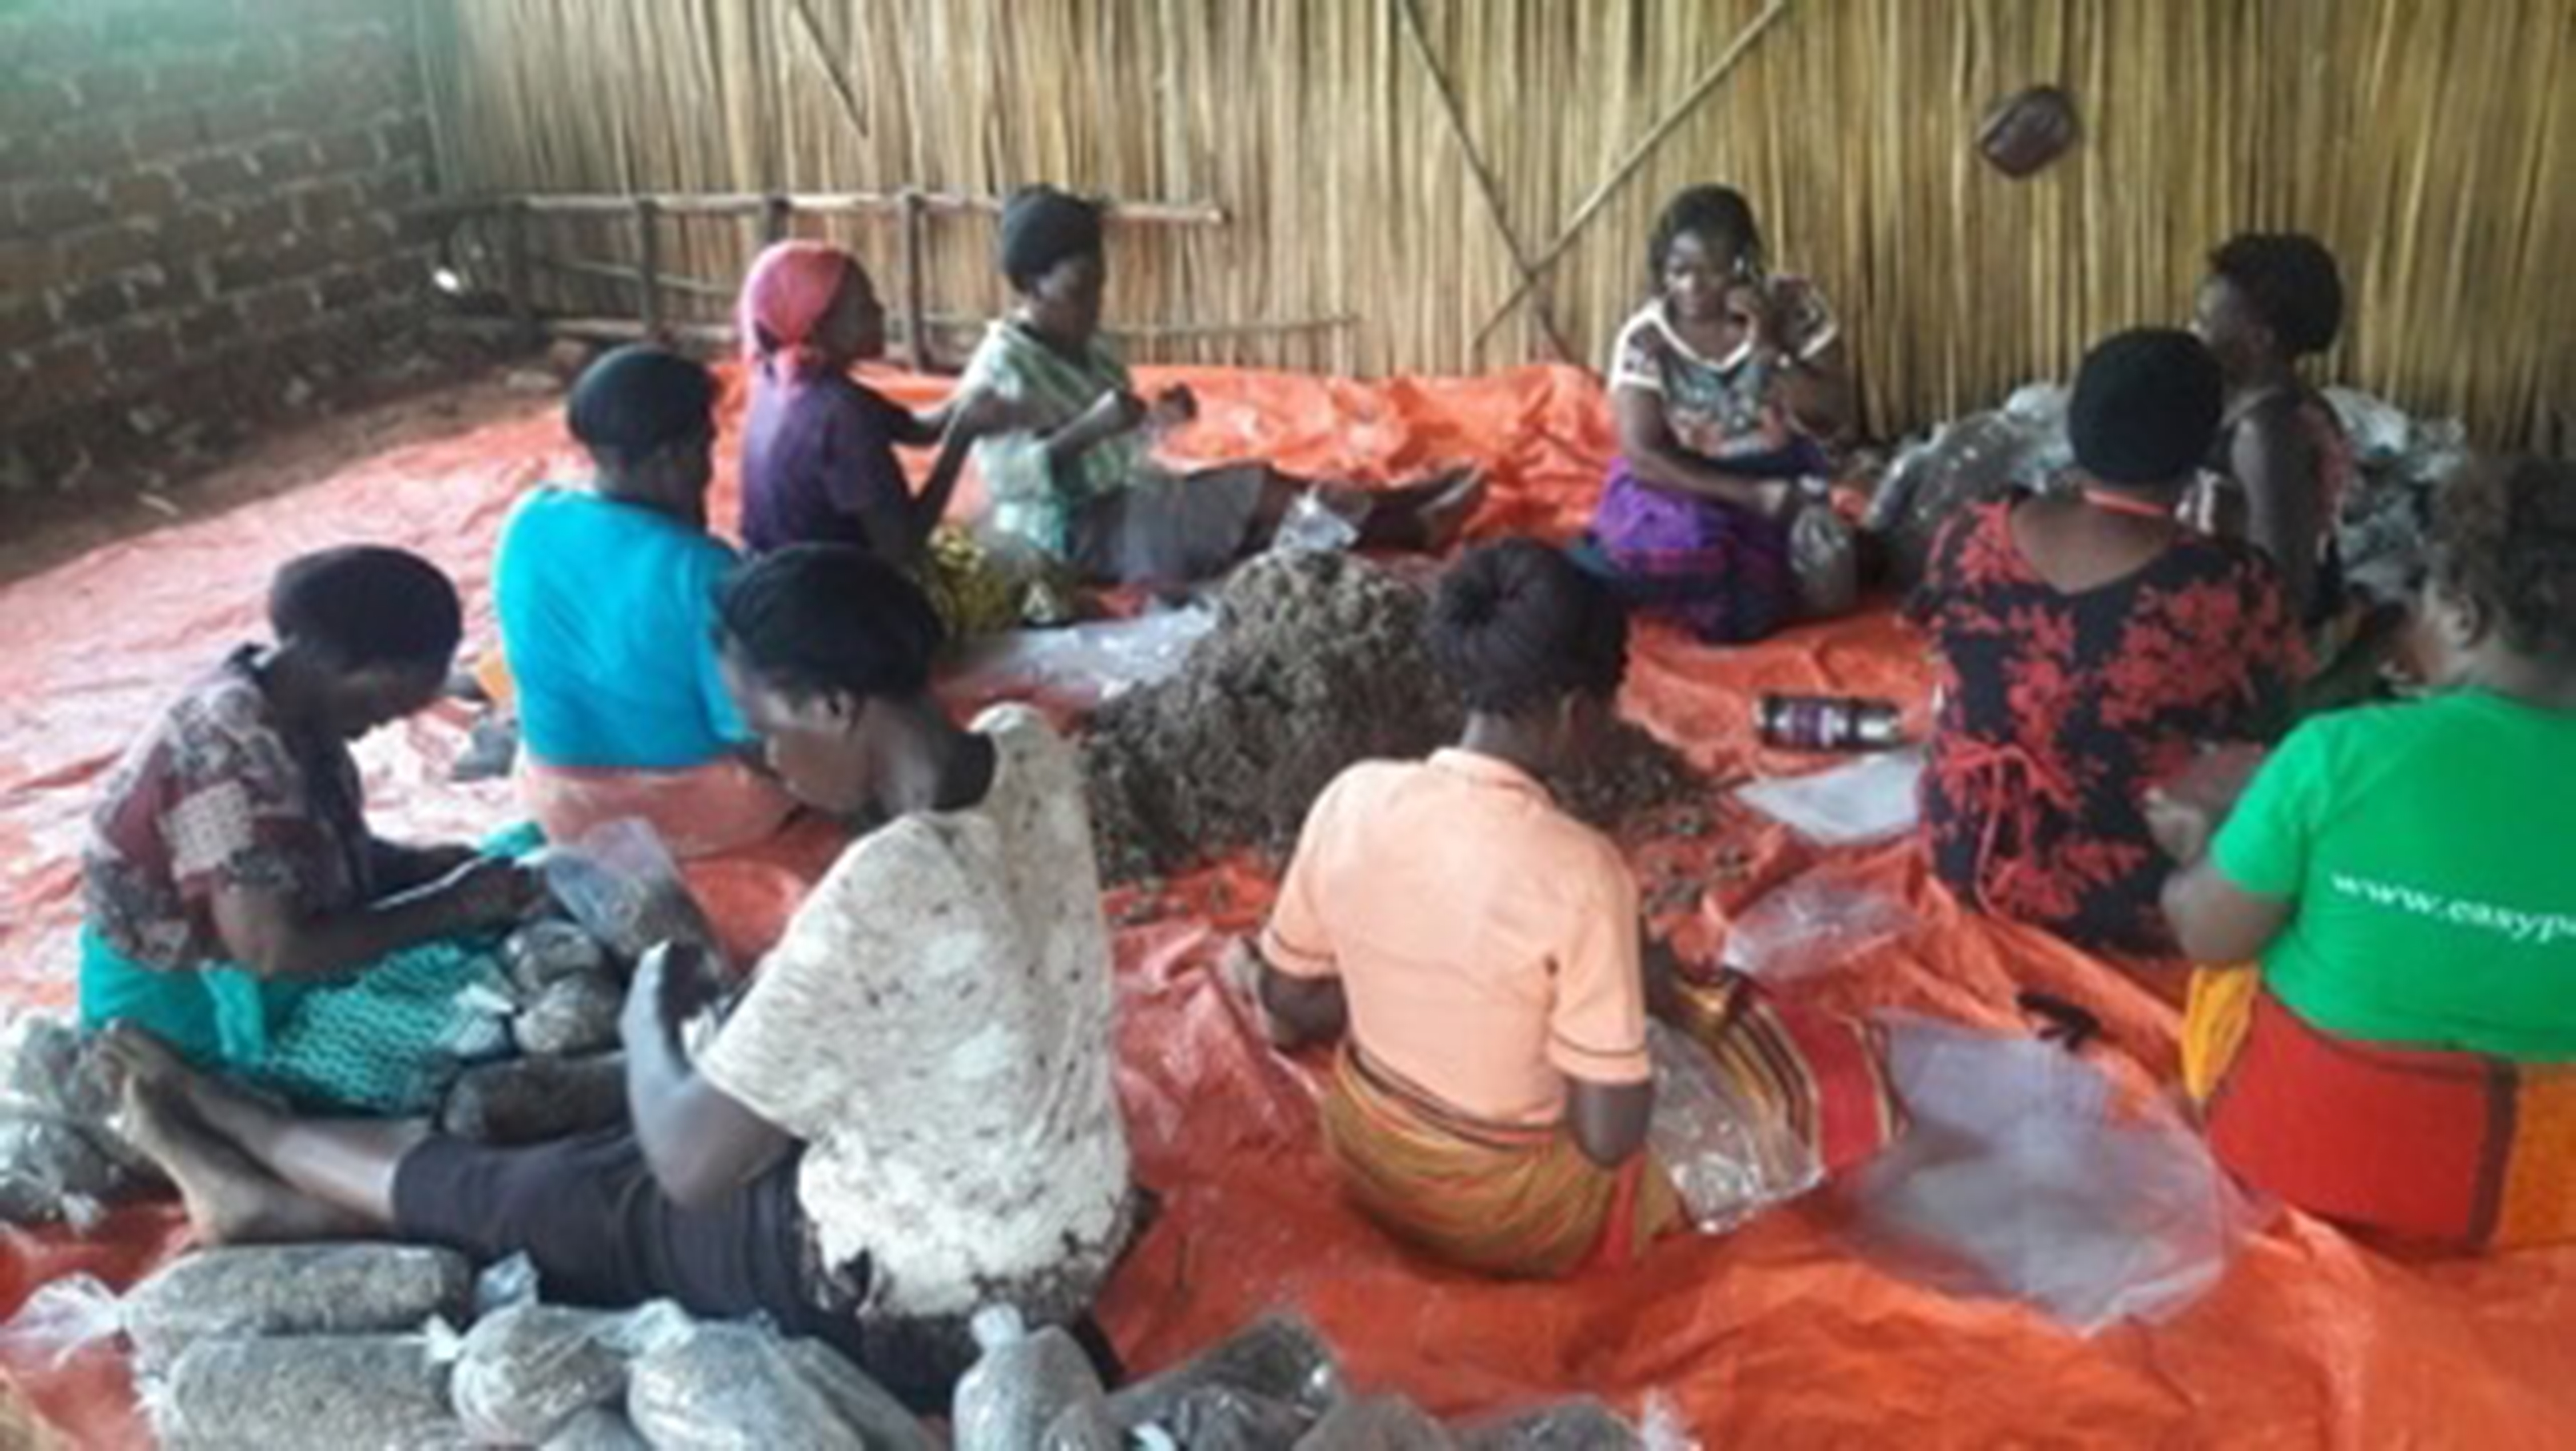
[736,243,1018,608]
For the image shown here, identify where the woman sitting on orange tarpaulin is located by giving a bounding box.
[1238,541,1901,1277]
[2158,455,2576,1250]
[491,347,800,858]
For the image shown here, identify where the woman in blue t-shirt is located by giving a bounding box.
[493,346,797,856]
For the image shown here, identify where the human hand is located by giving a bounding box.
[622,940,727,1051]
[1146,384,1198,430]
[948,387,1029,440]
[1083,387,1149,436]
[439,857,543,928]
[2143,792,2219,866]
[2146,744,2265,863]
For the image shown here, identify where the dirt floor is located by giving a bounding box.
[0,370,549,588]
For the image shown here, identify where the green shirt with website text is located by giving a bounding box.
[2214,690,2576,1058]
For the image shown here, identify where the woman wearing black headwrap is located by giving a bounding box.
[1910,329,2305,955]
[960,185,1483,588]
[83,547,544,1109]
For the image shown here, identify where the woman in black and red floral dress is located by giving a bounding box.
[1912,330,2304,955]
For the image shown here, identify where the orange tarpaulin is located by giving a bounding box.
[2,365,2571,1446]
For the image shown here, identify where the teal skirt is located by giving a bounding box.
[79,924,516,1117]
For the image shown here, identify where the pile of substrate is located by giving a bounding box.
[102,1245,1644,1449]
[1084,551,1703,884]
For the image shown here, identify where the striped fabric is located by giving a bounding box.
[1317,969,1903,1277]
[2189,976,2576,1248]
[1320,1045,1680,1278]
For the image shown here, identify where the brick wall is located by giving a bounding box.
[1,0,476,498]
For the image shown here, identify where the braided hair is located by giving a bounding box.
[1428,540,1630,718]
[2434,456,2576,665]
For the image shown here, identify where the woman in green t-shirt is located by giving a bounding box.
[2153,456,2576,1247]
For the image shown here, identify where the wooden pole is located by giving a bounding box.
[533,254,735,300]
[1471,0,1794,351]
[1394,0,1572,364]
[900,188,931,370]
[634,198,663,339]
[761,193,793,244]
[501,200,535,350]
[420,191,1223,226]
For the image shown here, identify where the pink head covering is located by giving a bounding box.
[737,241,862,379]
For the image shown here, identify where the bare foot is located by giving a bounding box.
[94,1021,188,1092]
[116,1076,363,1245]
[98,1023,283,1149]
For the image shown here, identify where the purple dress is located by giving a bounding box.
[737,368,917,556]
[1588,291,1835,644]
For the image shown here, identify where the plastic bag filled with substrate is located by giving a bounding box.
[1456,1400,1644,1449]
[1108,1314,1342,1433]
[540,819,721,963]
[0,1109,126,1229]
[149,1332,468,1451]
[1042,1398,1125,1450]
[544,1406,653,1450]
[1293,1395,1458,1450]
[1788,502,1859,620]
[1145,1385,1315,1449]
[442,1052,629,1145]
[1837,1016,2261,1335]
[125,1242,474,1373]
[514,971,626,1057]
[777,1336,940,1449]
[451,1302,633,1444]
[953,1306,1111,1451]
[504,920,615,995]
[1644,1021,1822,1234]
[627,1320,929,1450]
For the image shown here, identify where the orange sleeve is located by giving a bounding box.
[1258,775,1344,980]
[1544,839,1652,1086]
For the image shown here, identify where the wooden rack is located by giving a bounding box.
[420,188,1347,369]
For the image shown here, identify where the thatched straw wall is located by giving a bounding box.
[422,0,2573,450]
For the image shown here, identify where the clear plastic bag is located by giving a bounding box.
[543,1406,653,1450]
[1644,1022,1823,1234]
[1838,1017,2261,1335]
[151,1332,468,1450]
[1718,876,1920,983]
[0,1109,124,1229]
[1788,497,1860,620]
[513,971,625,1057]
[625,1319,932,1450]
[952,1305,1112,1451]
[502,921,613,996]
[1293,1395,1457,1449]
[450,1302,632,1444]
[441,1051,628,1145]
[945,607,1218,710]
[125,1242,475,1373]
[1734,749,1924,847]
[539,819,720,964]
[1108,1314,1343,1434]
[0,1272,126,1373]
[1271,491,1363,556]
[1455,1398,1644,1449]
